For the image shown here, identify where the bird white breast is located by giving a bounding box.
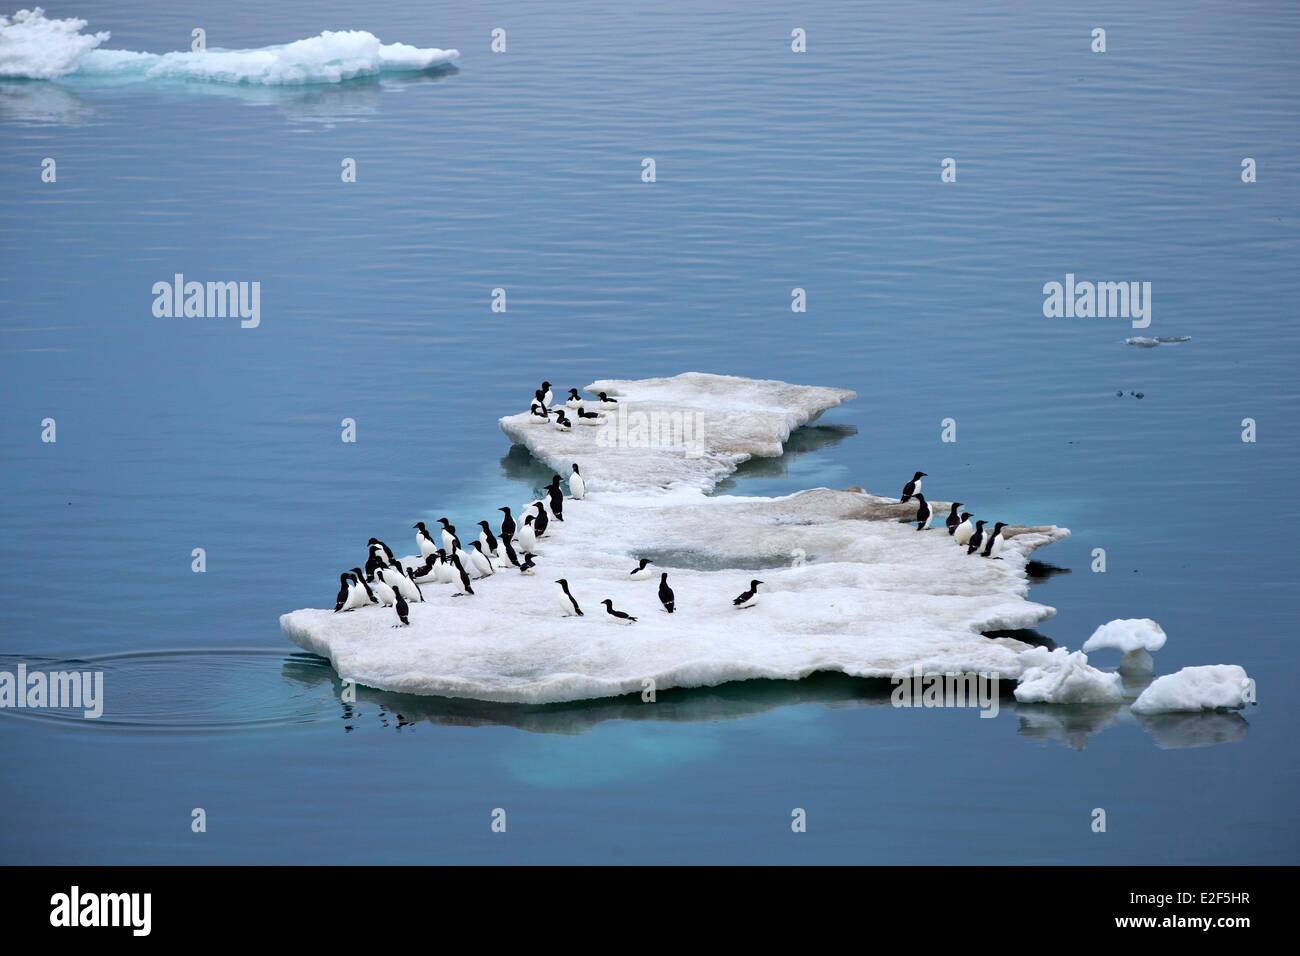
[435,561,454,583]
[441,530,455,551]
[471,551,493,576]
[519,527,537,551]
[570,473,585,499]
[343,582,369,610]
[370,577,396,605]
[418,536,436,558]
[630,566,654,581]
[985,533,1004,558]
[736,596,758,608]
[559,592,576,615]
[953,521,973,545]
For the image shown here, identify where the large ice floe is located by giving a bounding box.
[282,372,1073,704]
[0,9,458,83]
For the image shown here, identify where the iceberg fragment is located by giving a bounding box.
[1131,665,1254,715]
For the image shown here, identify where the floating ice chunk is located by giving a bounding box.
[1131,665,1253,715]
[0,9,458,83]
[1125,335,1191,348]
[1012,646,1124,705]
[283,373,1069,704]
[1082,618,1166,673]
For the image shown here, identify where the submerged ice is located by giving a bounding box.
[0,9,458,84]
[281,372,1074,704]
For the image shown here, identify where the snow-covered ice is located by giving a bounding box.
[281,372,1071,704]
[1,9,458,83]
[1012,646,1125,705]
[1082,618,1167,673]
[1131,665,1254,715]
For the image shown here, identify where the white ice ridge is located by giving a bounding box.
[1082,618,1167,673]
[1012,647,1124,705]
[1131,665,1254,715]
[281,372,1071,704]
[0,9,458,83]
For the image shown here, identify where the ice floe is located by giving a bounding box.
[1125,335,1192,348]
[0,9,458,83]
[1131,665,1254,715]
[281,372,1071,704]
[1082,618,1166,673]
[1012,646,1125,706]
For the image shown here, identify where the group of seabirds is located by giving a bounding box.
[332,381,764,628]
[900,471,1008,559]
[332,383,1003,630]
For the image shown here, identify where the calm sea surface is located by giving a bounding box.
[1,0,1297,863]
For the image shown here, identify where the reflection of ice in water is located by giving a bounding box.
[0,80,95,125]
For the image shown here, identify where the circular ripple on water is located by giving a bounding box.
[0,649,340,733]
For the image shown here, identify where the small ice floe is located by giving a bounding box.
[1131,665,1254,715]
[1125,335,1191,348]
[1081,618,1166,673]
[1012,646,1124,705]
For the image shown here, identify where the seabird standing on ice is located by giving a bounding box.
[364,546,390,579]
[518,514,538,554]
[733,580,763,609]
[414,522,438,558]
[389,563,425,602]
[597,391,618,405]
[945,503,964,536]
[532,502,550,538]
[519,553,537,575]
[566,388,583,408]
[408,554,439,584]
[575,406,602,425]
[449,554,474,595]
[335,573,365,612]
[437,517,457,553]
[914,493,932,531]
[545,475,565,521]
[477,520,500,555]
[499,535,521,568]
[539,381,553,409]
[952,513,974,546]
[600,600,637,624]
[499,506,516,540]
[530,403,550,423]
[434,550,455,584]
[554,410,573,431]
[980,522,1007,558]
[569,464,585,500]
[370,569,399,606]
[658,573,675,613]
[556,579,583,616]
[900,471,926,503]
[349,568,376,604]
[628,558,655,580]
[966,520,987,555]
[469,541,496,577]
[391,587,410,627]
[368,538,397,565]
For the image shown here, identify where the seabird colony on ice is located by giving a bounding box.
[334,383,1006,628]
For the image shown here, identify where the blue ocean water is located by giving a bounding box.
[1,0,1297,863]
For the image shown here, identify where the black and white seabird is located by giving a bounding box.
[553,410,573,431]
[408,554,439,584]
[600,600,637,624]
[566,388,583,408]
[952,513,974,547]
[545,475,565,521]
[733,580,763,609]
[575,406,602,425]
[900,471,926,503]
[437,517,457,553]
[498,506,516,540]
[364,546,390,579]
[569,464,585,500]
[349,568,377,604]
[532,502,550,538]
[914,493,932,531]
[414,521,438,558]
[945,503,965,536]
[389,563,425,602]
[368,537,397,565]
[391,587,410,627]
[449,554,474,595]
[518,514,538,554]
[477,520,500,555]
[658,573,675,613]
[556,578,583,616]
[628,558,655,580]
[469,541,496,577]
[370,569,399,606]
[335,573,365,612]
[519,552,537,575]
[966,520,987,555]
[597,391,618,405]
[539,381,553,409]
[530,403,550,423]
[499,535,521,567]
[434,550,455,584]
[980,522,1007,558]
